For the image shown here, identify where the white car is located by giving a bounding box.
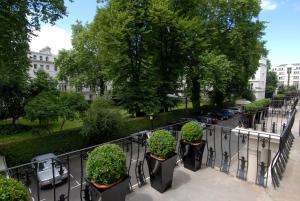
[0,155,10,178]
[228,107,242,114]
[31,153,68,188]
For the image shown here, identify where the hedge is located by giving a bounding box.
[244,99,271,115]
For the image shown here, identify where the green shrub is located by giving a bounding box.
[0,124,32,136]
[0,176,30,201]
[244,103,259,114]
[86,144,127,185]
[81,99,125,143]
[273,94,286,100]
[181,121,203,143]
[148,130,176,159]
[0,128,85,166]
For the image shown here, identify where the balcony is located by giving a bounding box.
[0,98,298,201]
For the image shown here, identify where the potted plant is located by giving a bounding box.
[180,121,206,171]
[146,129,177,193]
[86,144,129,201]
[0,176,30,201]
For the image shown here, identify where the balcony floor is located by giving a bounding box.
[127,106,300,201]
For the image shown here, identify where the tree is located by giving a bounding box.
[29,69,58,96]
[59,92,88,130]
[265,71,278,98]
[25,91,60,129]
[55,22,107,95]
[0,0,68,124]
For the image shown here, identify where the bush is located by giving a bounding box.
[0,124,32,136]
[0,176,30,201]
[86,144,127,185]
[181,121,203,143]
[273,94,286,100]
[0,128,85,166]
[244,103,259,114]
[81,99,125,143]
[148,130,176,159]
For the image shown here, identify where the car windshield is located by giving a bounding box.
[38,160,52,171]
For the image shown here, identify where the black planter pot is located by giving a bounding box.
[86,175,130,201]
[146,152,177,193]
[180,140,206,172]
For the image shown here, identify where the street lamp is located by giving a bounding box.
[149,115,154,130]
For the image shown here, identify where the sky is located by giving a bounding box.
[29,0,300,67]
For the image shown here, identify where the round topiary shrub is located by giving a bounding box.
[0,176,30,201]
[148,129,176,159]
[181,121,203,143]
[86,144,127,185]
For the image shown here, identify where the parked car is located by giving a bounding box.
[195,116,212,128]
[228,107,242,114]
[0,155,10,178]
[31,153,68,188]
[223,109,234,118]
[209,110,229,120]
[205,114,218,124]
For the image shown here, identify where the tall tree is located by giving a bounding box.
[0,0,68,124]
[55,22,107,95]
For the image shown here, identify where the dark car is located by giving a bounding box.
[194,116,211,128]
[205,114,218,124]
[223,109,234,118]
[210,110,229,120]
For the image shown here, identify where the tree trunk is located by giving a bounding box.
[60,119,66,131]
[12,117,17,126]
[191,76,200,114]
[99,80,105,95]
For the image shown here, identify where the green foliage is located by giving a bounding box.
[0,176,30,201]
[25,91,60,127]
[29,69,58,96]
[0,0,67,124]
[81,98,125,143]
[0,124,32,136]
[148,129,176,159]
[86,144,127,185]
[181,121,203,143]
[0,128,85,166]
[244,99,270,114]
[55,22,107,95]
[265,70,278,98]
[244,103,259,115]
[273,94,286,100]
[241,86,256,102]
[59,92,88,130]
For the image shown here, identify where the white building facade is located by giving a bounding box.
[249,57,268,100]
[271,63,300,89]
[28,47,103,100]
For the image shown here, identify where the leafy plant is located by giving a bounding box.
[273,94,286,100]
[0,176,30,201]
[81,98,125,144]
[181,121,203,143]
[244,103,259,114]
[148,129,176,159]
[86,144,127,185]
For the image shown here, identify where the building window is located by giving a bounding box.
[293,76,299,79]
[33,64,37,69]
[295,71,300,74]
[279,72,284,75]
[46,57,48,61]
[252,75,255,80]
[40,56,43,61]
[54,66,57,71]
[250,83,253,90]
[46,65,49,70]
[33,55,36,60]
[40,64,44,69]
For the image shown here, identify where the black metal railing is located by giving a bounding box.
[271,99,297,188]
